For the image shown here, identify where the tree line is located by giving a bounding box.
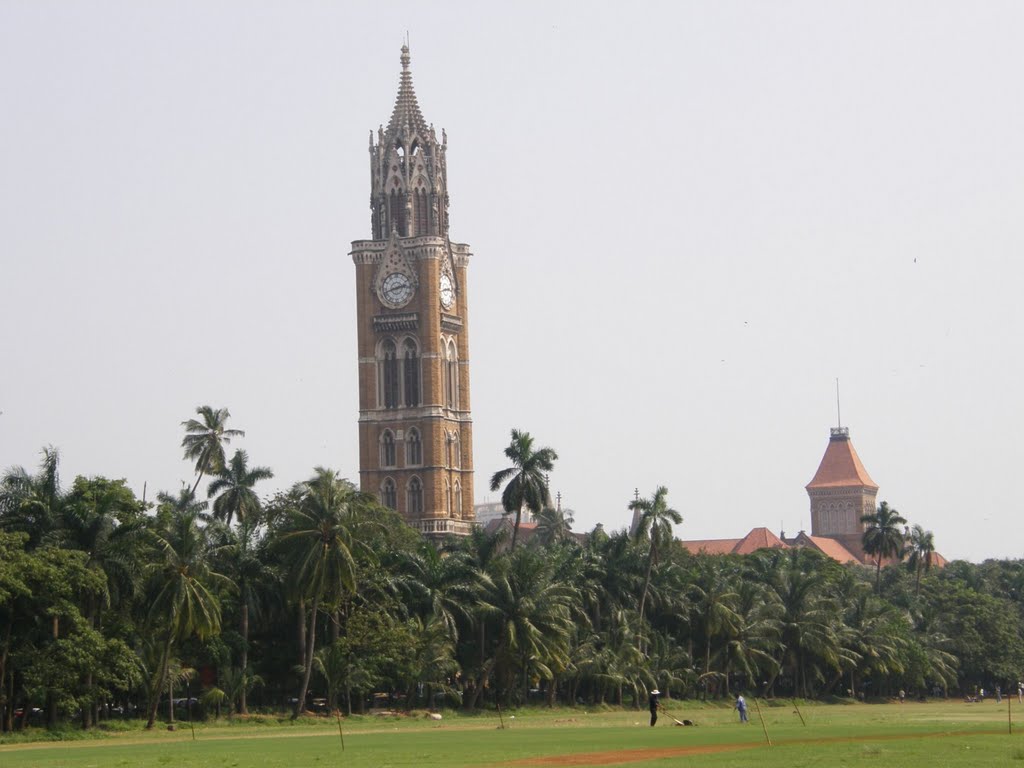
[1,407,1022,732]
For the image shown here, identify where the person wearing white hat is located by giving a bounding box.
[648,689,661,727]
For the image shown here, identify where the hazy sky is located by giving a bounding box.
[2,2,1022,562]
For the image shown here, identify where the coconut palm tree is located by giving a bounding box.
[689,559,740,695]
[392,541,475,643]
[907,524,936,597]
[629,486,682,652]
[489,429,558,551]
[181,406,245,496]
[534,505,575,547]
[144,492,232,728]
[478,547,576,705]
[216,516,277,714]
[0,446,64,548]
[207,450,273,526]
[861,501,908,593]
[275,468,374,719]
[766,549,842,698]
[52,477,148,727]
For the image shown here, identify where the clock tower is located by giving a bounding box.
[350,46,474,537]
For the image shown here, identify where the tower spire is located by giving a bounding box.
[831,379,848,439]
[368,45,448,239]
[835,378,842,430]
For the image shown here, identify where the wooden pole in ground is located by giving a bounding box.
[792,698,806,726]
[753,697,772,747]
[336,710,346,751]
[1009,691,1012,735]
[187,679,195,742]
[496,699,505,730]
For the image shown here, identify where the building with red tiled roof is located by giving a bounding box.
[680,528,788,557]
[677,425,945,569]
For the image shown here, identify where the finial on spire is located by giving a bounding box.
[835,377,842,429]
[401,41,410,72]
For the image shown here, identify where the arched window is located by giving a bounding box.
[406,427,422,466]
[451,431,461,469]
[389,188,406,236]
[445,479,452,516]
[402,338,421,407]
[415,187,428,235]
[454,480,462,517]
[444,339,459,409]
[407,476,423,516]
[381,477,397,510]
[380,430,396,467]
[379,339,399,409]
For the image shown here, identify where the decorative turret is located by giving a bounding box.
[369,45,449,239]
[805,427,879,538]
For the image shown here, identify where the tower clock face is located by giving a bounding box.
[380,272,413,306]
[439,273,455,309]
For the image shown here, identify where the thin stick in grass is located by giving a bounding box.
[752,697,772,747]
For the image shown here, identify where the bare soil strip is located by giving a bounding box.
[505,729,1005,767]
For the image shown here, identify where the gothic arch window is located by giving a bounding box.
[443,339,459,410]
[452,431,461,469]
[407,476,424,517]
[445,478,452,516]
[380,430,396,468]
[406,427,423,466]
[415,187,428,235]
[389,188,406,236]
[454,480,462,518]
[378,339,400,409]
[402,337,421,407]
[381,477,397,510]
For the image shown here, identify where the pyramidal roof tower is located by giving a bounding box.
[806,426,879,543]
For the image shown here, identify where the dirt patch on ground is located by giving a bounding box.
[509,744,753,765]
[505,729,1005,767]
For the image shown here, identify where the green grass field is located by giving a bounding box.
[2,700,1022,768]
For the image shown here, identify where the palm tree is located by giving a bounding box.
[489,429,558,551]
[534,505,575,547]
[52,477,148,727]
[689,559,740,695]
[207,450,273,526]
[0,446,64,548]
[276,468,374,719]
[861,501,908,593]
[144,491,232,728]
[907,524,936,596]
[478,547,576,705]
[216,516,277,715]
[393,541,475,643]
[181,406,245,495]
[629,486,682,651]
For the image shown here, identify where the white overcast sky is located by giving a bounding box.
[2,2,1022,562]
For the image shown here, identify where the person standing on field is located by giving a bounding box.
[735,694,748,723]
[648,689,660,727]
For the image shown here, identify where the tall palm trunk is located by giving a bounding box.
[146,632,174,729]
[293,594,320,719]
[46,616,58,728]
[510,508,522,551]
[240,603,249,715]
[0,624,10,733]
[297,599,306,670]
[637,543,655,654]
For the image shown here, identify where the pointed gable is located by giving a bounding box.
[733,527,788,555]
[806,428,878,490]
